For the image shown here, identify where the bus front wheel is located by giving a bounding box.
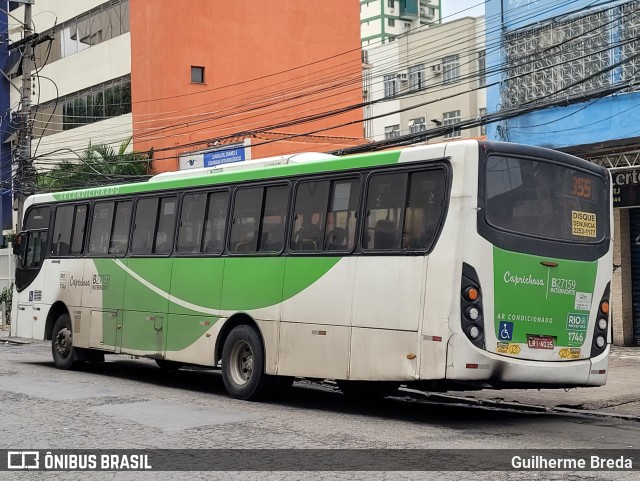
[51,314,80,370]
[221,324,273,400]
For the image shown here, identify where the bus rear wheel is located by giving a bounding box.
[51,314,80,370]
[221,324,275,400]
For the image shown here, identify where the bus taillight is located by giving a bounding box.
[591,282,610,357]
[461,263,484,349]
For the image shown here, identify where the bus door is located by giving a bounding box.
[46,204,90,345]
[13,206,51,339]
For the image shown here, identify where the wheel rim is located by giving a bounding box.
[54,326,72,359]
[228,339,253,386]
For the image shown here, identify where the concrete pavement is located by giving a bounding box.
[2,325,638,419]
[446,346,640,419]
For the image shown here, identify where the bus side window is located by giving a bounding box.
[230,187,262,253]
[324,178,360,251]
[258,185,288,253]
[203,192,229,254]
[109,201,132,256]
[291,180,329,252]
[154,197,177,254]
[51,205,74,256]
[89,202,115,256]
[363,173,406,250]
[131,198,159,254]
[177,193,207,254]
[403,169,446,250]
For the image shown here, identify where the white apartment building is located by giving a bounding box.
[9,0,133,165]
[364,16,486,143]
[360,0,441,48]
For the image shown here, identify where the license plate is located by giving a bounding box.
[527,335,555,350]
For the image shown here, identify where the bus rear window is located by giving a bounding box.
[484,155,607,243]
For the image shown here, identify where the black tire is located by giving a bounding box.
[221,324,274,400]
[155,359,184,372]
[337,380,399,401]
[51,314,79,370]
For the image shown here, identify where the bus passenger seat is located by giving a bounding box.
[299,239,318,251]
[295,224,322,250]
[326,227,346,250]
[374,219,397,249]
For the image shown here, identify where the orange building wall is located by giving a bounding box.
[130,0,365,172]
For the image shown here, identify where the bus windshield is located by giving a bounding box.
[484,155,608,243]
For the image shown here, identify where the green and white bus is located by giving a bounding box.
[11,140,612,400]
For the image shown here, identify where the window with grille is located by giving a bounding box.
[385,125,400,139]
[383,75,398,98]
[443,111,461,139]
[442,55,460,83]
[409,117,426,134]
[477,50,486,87]
[409,64,425,91]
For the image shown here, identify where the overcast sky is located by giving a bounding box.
[441,0,485,21]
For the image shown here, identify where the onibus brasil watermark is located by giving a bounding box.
[7,451,151,471]
[3,449,637,471]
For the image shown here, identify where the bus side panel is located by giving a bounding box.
[256,319,279,375]
[161,257,225,364]
[164,314,219,365]
[221,257,285,320]
[281,257,353,327]
[120,258,172,355]
[419,158,466,380]
[278,257,354,378]
[349,328,418,381]
[352,257,425,331]
[41,258,85,341]
[84,258,129,351]
[277,322,350,379]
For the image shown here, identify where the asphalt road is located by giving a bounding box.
[0,340,638,480]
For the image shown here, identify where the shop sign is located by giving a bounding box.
[612,168,640,208]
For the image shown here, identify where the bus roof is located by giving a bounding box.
[31,141,472,205]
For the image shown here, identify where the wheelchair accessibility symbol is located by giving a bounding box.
[499,321,514,341]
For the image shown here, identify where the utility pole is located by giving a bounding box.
[16,0,34,232]
[10,0,35,232]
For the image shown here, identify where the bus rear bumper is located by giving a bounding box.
[444,334,610,388]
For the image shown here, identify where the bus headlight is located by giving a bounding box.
[595,335,606,348]
[467,307,479,321]
[597,318,607,331]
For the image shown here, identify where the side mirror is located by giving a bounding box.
[12,233,24,256]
